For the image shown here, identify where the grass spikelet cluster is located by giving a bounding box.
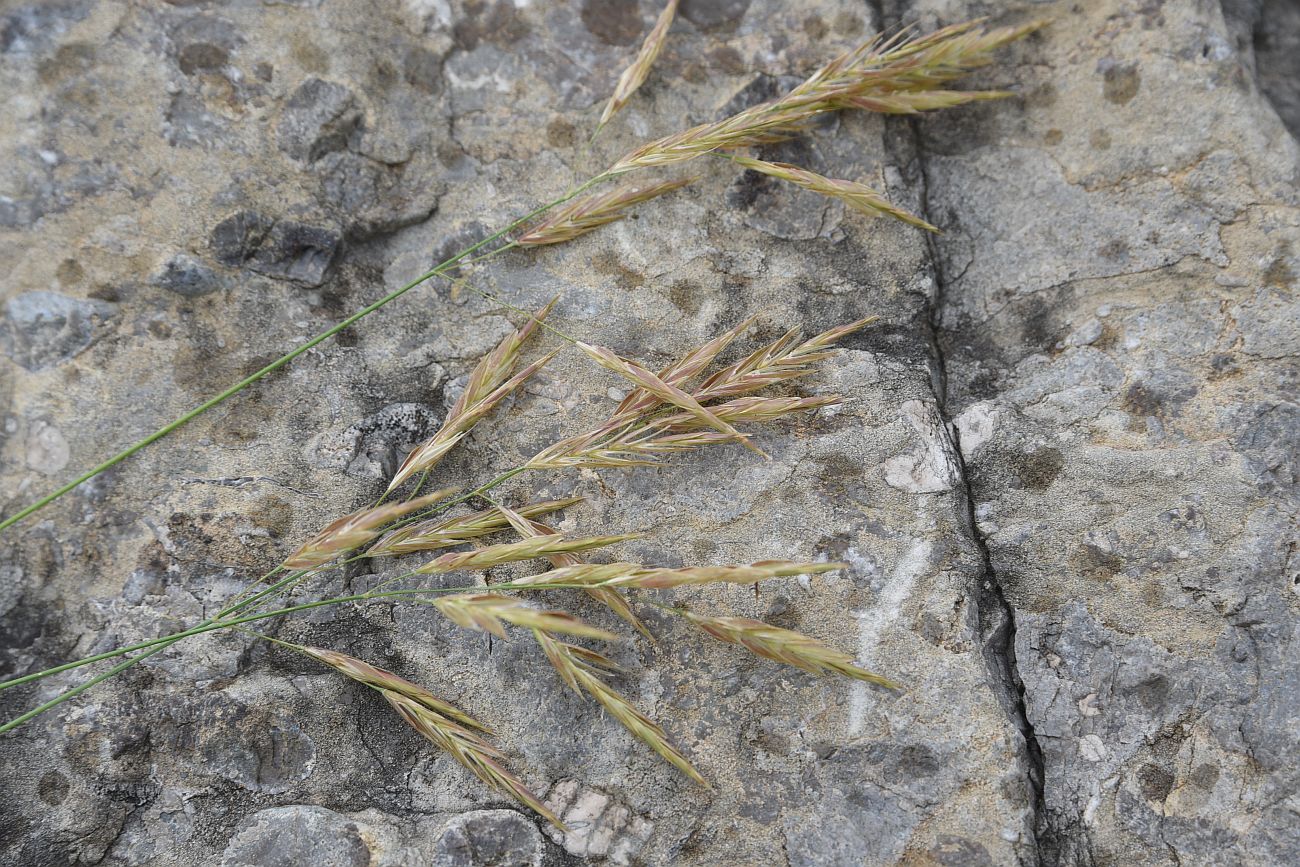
[387,300,558,493]
[432,594,618,641]
[369,496,584,556]
[607,19,1042,175]
[284,489,456,569]
[417,533,641,574]
[533,629,707,786]
[596,0,680,134]
[299,644,561,826]
[514,178,693,246]
[671,610,900,688]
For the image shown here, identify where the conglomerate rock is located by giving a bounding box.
[0,1,1295,865]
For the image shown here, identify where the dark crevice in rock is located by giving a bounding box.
[1221,0,1300,141]
[863,0,1052,845]
[907,117,1052,865]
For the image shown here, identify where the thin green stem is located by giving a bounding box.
[0,175,611,536]
[0,577,599,736]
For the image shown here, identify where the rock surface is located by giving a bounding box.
[0,1,1295,866]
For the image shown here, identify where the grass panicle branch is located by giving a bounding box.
[515,178,693,247]
[386,300,559,493]
[533,629,706,785]
[671,610,899,688]
[417,533,640,574]
[298,643,561,827]
[368,496,584,556]
[726,155,936,231]
[607,19,1042,175]
[516,559,845,589]
[596,0,680,133]
[573,342,766,458]
[433,594,618,641]
[284,489,457,569]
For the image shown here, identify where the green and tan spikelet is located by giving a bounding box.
[284,489,457,569]
[515,179,692,247]
[607,20,1042,174]
[417,533,639,574]
[494,501,651,639]
[299,644,561,827]
[595,0,679,133]
[517,559,845,589]
[673,611,899,688]
[573,342,765,457]
[384,693,563,828]
[369,496,584,556]
[387,300,558,493]
[534,629,706,785]
[727,156,936,231]
[432,593,619,641]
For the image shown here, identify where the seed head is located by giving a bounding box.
[284,490,456,569]
[596,0,680,132]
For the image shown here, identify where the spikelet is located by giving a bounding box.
[369,497,584,556]
[727,156,936,231]
[385,693,563,828]
[417,533,639,574]
[517,560,845,589]
[574,342,766,458]
[387,300,558,493]
[299,644,562,828]
[494,501,652,639]
[515,179,692,247]
[609,559,846,589]
[652,395,842,430]
[673,611,899,688]
[284,489,456,569]
[534,629,707,785]
[596,0,679,132]
[433,593,619,641]
[607,20,1042,175]
[300,644,487,730]
[694,316,878,401]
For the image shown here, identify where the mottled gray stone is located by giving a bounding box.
[220,805,369,867]
[0,1,1296,865]
[430,809,543,867]
[0,290,114,370]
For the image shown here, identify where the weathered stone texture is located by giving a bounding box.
[0,1,1295,865]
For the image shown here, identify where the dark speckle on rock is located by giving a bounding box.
[580,0,643,46]
[1103,61,1142,105]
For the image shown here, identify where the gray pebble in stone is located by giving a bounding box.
[0,290,114,371]
[221,805,370,867]
[152,253,222,297]
[430,810,543,867]
[277,78,362,163]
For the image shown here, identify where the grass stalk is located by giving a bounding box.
[0,176,610,536]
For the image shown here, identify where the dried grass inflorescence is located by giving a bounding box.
[432,594,618,641]
[515,179,693,247]
[284,489,457,569]
[527,317,874,470]
[417,533,640,574]
[607,19,1041,174]
[596,0,680,132]
[386,299,559,493]
[300,645,561,826]
[727,155,937,231]
[534,629,706,785]
[673,610,899,688]
[369,496,583,556]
